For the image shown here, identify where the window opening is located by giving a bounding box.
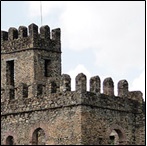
[6,60,14,86]
[6,136,14,145]
[23,84,28,98]
[109,130,119,145]
[51,82,57,93]
[44,59,51,77]
[32,128,45,145]
[37,84,43,96]
[109,136,115,145]
[9,89,15,100]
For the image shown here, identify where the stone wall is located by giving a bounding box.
[1,106,82,145]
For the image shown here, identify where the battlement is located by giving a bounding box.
[1,73,144,116]
[1,23,61,53]
[1,73,143,102]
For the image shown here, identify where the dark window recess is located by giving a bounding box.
[51,82,57,93]
[37,84,43,96]
[6,136,14,145]
[9,89,15,100]
[23,84,28,98]
[6,60,14,86]
[98,138,103,145]
[109,136,115,145]
[32,128,45,145]
[44,59,51,77]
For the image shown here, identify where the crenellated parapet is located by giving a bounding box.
[1,73,143,103]
[1,75,144,121]
[1,73,144,116]
[1,23,61,53]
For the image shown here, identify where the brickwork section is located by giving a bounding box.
[1,23,145,145]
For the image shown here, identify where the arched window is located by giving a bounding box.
[32,128,46,145]
[109,129,124,145]
[6,136,14,145]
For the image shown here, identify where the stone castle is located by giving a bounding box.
[1,23,145,145]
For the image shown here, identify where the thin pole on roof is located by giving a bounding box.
[40,1,43,26]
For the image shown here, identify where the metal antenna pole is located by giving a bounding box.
[40,1,43,25]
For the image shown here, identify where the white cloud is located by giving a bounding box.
[61,1,144,76]
[59,1,145,80]
[130,70,145,100]
[67,64,91,91]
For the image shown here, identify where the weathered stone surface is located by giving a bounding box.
[103,77,114,96]
[1,23,145,145]
[90,75,101,93]
[118,80,129,97]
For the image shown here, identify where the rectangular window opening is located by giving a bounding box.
[9,89,15,100]
[6,60,14,86]
[37,84,43,96]
[23,85,28,98]
[98,138,102,145]
[44,59,51,77]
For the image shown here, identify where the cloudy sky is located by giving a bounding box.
[1,1,145,100]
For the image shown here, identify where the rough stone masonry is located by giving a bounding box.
[1,23,145,145]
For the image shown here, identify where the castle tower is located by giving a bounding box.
[1,23,61,100]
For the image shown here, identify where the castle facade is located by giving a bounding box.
[1,23,145,145]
